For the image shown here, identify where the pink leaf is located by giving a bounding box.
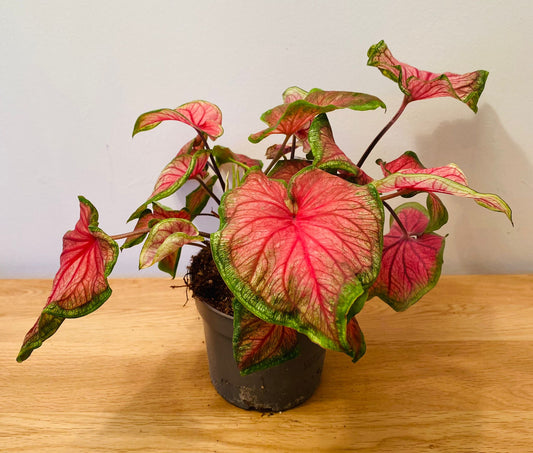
[249,89,385,143]
[122,203,191,250]
[425,193,448,233]
[17,197,119,361]
[233,300,299,375]
[282,86,308,104]
[367,40,489,112]
[129,149,209,221]
[265,143,293,159]
[139,218,203,269]
[132,100,224,139]
[308,113,370,182]
[268,160,311,183]
[377,151,425,174]
[337,169,374,186]
[211,169,383,356]
[344,317,366,362]
[378,152,467,185]
[211,145,262,169]
[372,170,512,222]
[369,205,445,311]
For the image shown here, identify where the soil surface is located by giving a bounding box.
[185,247,234,316]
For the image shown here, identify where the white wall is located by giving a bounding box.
[1,0,531,278]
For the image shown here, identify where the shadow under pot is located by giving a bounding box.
[195,298,326,412]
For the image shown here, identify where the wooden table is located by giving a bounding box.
[1,276,532,452]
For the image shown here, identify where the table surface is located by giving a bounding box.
[1,275,532,452]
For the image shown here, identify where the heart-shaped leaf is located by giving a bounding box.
[233,300,299,375]
[211,168,383,356]
[372,170,512,223]
[139,218,203,269]
[17,197,119,362]
[249,89,385,143]
[132,100,224,139]
[367,40,489,112]
[369,204,445,311]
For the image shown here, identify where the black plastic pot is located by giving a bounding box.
[195,298,326,412]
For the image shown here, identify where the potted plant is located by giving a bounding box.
[17,41,512,411]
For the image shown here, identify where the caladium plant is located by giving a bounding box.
[18,41,512,376]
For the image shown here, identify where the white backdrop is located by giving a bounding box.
[1,0,531,278]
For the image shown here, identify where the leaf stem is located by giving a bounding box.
[209,154,226,192]
[265,134,291,175]
[383,201,409,237]
[194,176,221,205]
[110,228,151,241]
[290,135,297,160]
[195,130,226,192]
[188,241,209,249]
[380,189,412,201]
[195,210,220,219]
[357,96,409,168]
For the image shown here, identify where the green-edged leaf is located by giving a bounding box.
[369,204,445,311]
[377,151,467,185]
[377,150,425,175]
[372,170,512,223]
[425,193,448,233]
[17,197,119,362]
[129,149,209,221]
[308,113,371,182]
[139,218,203,269]
[185,176,218,219]
[367,40,489,112]
[122,203,191,250]
[268,159,311,183]
[233,299,299,375]
[343,317,366,363]
[249,89,385,143]
[132,100,224,139]
[211,145,262,169]
[211,168,384,357]
[282,86,308,103]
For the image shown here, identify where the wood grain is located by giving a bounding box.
[1,275,532,452]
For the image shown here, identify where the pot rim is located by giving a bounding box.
[195,297,233,321]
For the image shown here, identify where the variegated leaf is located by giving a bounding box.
[17,197,119,362]
[211,168,383,357]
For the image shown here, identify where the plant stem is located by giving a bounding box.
[290,135,297,160]
[383,201,409,237]
[209,154,226,192]
[357,96,409,168]
[265,134,291,175]
[195,130,226,192]
[380,189,412,201]
[110,228,151,241]
[194,176,220,205]
[195,211,220,219]
[189,241,208,249]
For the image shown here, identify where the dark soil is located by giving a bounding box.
[185,246,234,316]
